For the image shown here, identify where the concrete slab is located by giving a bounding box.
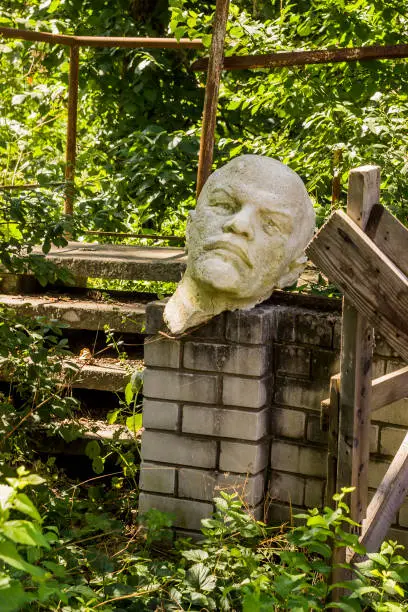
[0,293,147,333]
[65,359,144,392]
[34,242,187,282]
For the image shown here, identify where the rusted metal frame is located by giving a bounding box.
[192,42,408,72]
[0,182,65,190]
[196,0,230,197]
[65,45,79,216]
[0,26,203,49]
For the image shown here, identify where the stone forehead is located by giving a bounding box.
[201,154,309,205]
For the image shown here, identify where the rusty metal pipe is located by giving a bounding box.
[191,43,408,71]
[0,26,203,49]
[64,45,79,216]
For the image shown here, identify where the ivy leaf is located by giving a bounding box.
[182,549,209,562]
[85,440,101,459]
[187,563,216,592]
[92,457,105,475]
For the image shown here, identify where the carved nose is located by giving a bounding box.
[223,208,254,240]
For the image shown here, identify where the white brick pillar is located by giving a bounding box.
[139,300,274,533]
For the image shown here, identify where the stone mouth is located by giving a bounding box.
[204,241,253,268]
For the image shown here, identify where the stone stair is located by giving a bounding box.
[0,242,184,451]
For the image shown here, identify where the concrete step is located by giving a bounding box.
[0,292,148,333]
[36,242,187,282]
[65,357,144,392]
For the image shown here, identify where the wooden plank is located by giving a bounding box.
[372,366,408,411]
[360,433,408,553]
[322,366,408,415]
[365,204,408,278]
[196,0,230,197]
[325,374,340,505]
[306,210,408,363]
[191,43,408,72]
[337,166,378,522]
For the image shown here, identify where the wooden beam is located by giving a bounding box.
[372,366,408,412]
[196,0,230,198]
[360,433,408,553]
[365,204,408,278]
[337,166,378,523]
[322,366,408,416]
[325,374,340,505]
[191,43,408,72]
[306,210,408,363]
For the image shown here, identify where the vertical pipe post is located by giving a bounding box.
[64,44,79,216]
[196,0,230,198]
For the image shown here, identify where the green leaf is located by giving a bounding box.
[0,580,33,612]
[12,494,42,523]
[0,540,45,577]
[126,414,143,433]
[182,549,209,562]
[92,456,104,475]
[0,485,13,511]
[187,563,216,592]
[85,440,101,459]
[4,520,50,549]
[124,381,134,406]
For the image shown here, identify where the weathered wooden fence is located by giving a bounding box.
[307,166,408,562]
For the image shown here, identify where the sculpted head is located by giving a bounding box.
[164,155,315,334]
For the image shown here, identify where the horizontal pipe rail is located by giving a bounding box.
[192,43,408,71]
[0,26,203,49]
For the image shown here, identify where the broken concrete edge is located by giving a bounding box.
[0,293,147,333]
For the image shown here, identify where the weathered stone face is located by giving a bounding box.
[164,155,315,334]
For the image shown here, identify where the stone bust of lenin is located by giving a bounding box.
[164,154,316,335]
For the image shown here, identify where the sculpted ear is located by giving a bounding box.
[277,254,307,289]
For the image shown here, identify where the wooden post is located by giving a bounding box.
[324,374,340,505]
[196,0,230,198]
[64,45,79,216]
[337,166,379,523]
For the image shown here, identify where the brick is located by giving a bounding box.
[270,441,327,478]
[370,424,379,454]
[219,440,269,474]
[145,300,167,334]
[374,334,400,358]
[251,502,266,522]
[141,431,217,469]
[272,407,306,440]
[183,342,269,376]
[274,376,327,411]
[138,493,212,531]
[189,313,226,340]
[368,459,390,489]
[386,528,408,549]
[182,405,268,441]
[380,427,407,456]
[398,502,408,528]
[274,309,334,347]
[269,471,304,506]
[311,348,339,381]
[268,502,303,526]
[139,462,176,494]
[275,344,311,377]
[225,307,273,344]
[304,479,325,508]
[144,369,218,404]
[372,358,386,379]
[373,398,408,427]
[306,414,327,445]
[222,376,268,408]
[178,469,265,505]
[143,399,179,431]
[144,336,181,368]
[333,320,341,349]
[385,358,406,374]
